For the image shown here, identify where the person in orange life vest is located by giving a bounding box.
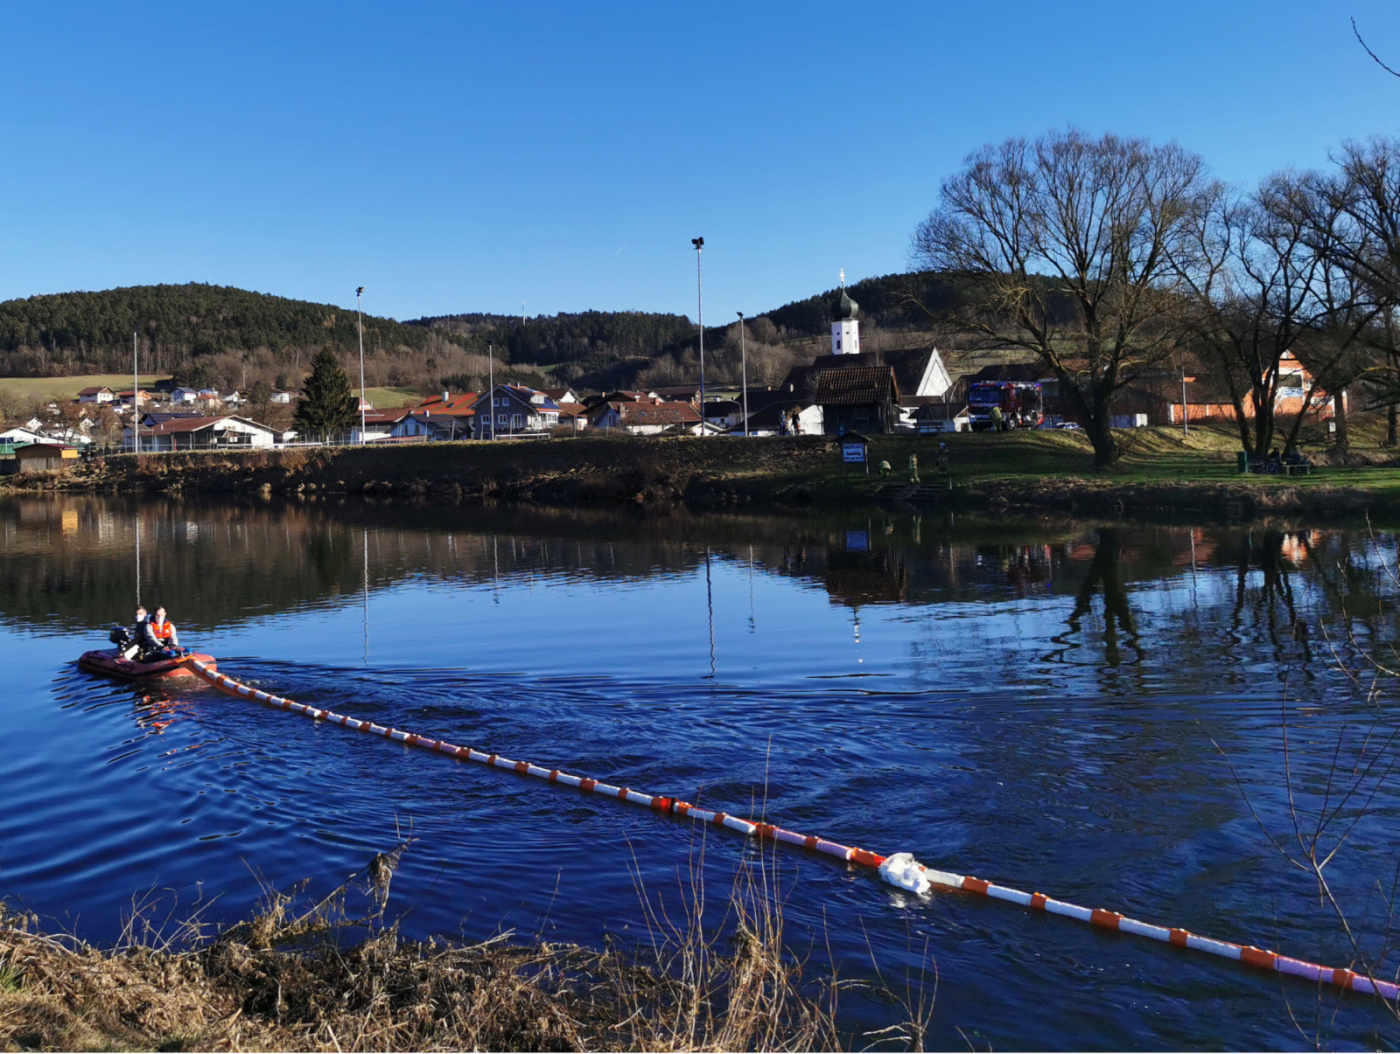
[146,605,180,653]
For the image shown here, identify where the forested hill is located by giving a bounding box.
[410,272,961,360]
[0,284,471,373]
[0,273,961,391]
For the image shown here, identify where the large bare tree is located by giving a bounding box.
[1176,174,1335,458]
[1308,138,1400,441]
[911,129,1216,466]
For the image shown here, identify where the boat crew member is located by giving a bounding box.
[124,605,151,660]
[148,606,180,651]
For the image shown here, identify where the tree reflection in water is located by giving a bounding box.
[1061,528,1141,667]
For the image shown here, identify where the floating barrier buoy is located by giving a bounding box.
[189,659,1399,1002]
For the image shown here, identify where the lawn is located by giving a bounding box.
[848,424,1400,496]
[362,386,422,409]
[0,374,167,402]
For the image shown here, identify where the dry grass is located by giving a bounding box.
[0,841,924,1052]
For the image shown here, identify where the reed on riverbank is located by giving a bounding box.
[0,843,918,1052]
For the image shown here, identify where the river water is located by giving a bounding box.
[3,494,1399,1049]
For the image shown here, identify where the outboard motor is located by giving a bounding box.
[109,624,140,660]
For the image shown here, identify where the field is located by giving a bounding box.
[361,386,421,409]
[0,374,167,402]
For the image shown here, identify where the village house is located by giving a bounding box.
[270,390,293,404]
[0,425,53,447]
[554,401,588,432]
[391,409,474,441]
[703,400,744,431]
[351,410,411,443]
[1163,351,1342,425]
[649,385,704,407]
[478,385,561,437]
[737,392,824,436]
[540,387,582,405]
[124,415,277,451]
[77,386,115,404]
[390,393,478,441]
[588,398,702,435]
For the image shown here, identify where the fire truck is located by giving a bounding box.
[967,380,1044,431]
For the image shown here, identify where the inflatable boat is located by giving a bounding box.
[77,625,215,681]
[77,647,215,681]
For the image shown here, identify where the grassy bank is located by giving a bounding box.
[3,426,1397,522]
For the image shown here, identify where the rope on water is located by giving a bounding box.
[188,658,1399,1002]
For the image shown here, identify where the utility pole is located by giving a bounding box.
[132,329,139,455]
[356,287,366,444]
[692,237,705,435]
[737,311,748,436]
[488,343,495,440]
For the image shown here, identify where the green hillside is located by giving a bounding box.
[0,283,469,362]
[0,274,958,394]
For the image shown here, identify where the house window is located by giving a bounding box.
[512,414,523,428]
[497,414,507,425]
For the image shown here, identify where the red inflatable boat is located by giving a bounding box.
[77,648,216,681]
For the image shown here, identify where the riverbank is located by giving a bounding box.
[4,428,1398,522]
[0,849,851,1053]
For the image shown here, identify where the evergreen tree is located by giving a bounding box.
[294,347,358,434]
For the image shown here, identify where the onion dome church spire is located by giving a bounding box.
[832,268,860,355]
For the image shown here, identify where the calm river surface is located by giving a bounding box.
[4,494,1400,1049]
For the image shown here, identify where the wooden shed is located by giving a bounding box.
[15,443,80,473]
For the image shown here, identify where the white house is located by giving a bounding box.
[270,391,293,405]
[0,426,50,446]
[739,399,823,436]
[77,386,115,404]
[124,415,276,451]
[172,387,199,404]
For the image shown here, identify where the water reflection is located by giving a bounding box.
[1064,528,1140,667]
[9,496,1400,1048]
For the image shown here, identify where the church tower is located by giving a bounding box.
[831,269,860,355]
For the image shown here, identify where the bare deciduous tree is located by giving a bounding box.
[911,129,1216,466]
[1176,173,1334,458]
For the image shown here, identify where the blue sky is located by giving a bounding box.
[3,1,1399,323]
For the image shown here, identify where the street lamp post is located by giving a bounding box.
[132,329,139,455]
[1181,348,1189,437]
[356,286,366,444]
[692,237,705,435]
[737,311,748,437]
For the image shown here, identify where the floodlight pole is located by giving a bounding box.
[488,343,495,440]
[737,311,748,437]
[693,237,705,435]
[356,287,366,444]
